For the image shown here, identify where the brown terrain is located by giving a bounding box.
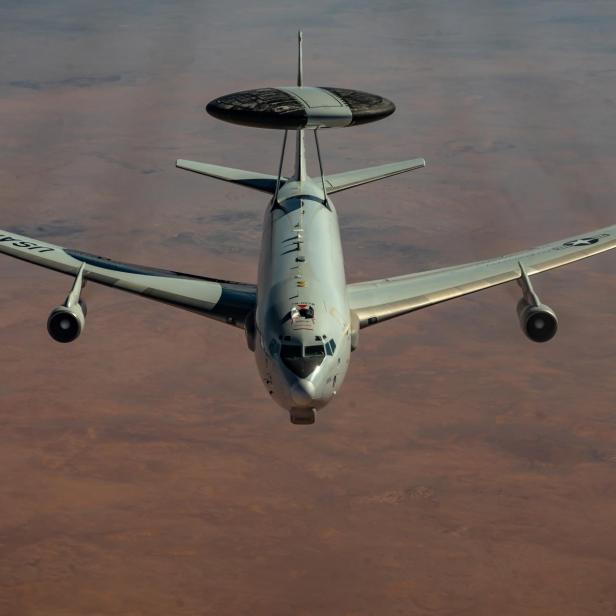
[1,1,616,614]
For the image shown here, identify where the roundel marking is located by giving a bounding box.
[563,237,599,247]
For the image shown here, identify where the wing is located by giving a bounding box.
[176,159,284,194]
[323,158,425,194]
[0,228,255,328]
[348,225,616,328]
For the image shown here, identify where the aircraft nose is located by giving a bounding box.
[291,380,316,407]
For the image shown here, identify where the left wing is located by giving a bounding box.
[0,228,256,328]
[348,225,616,328]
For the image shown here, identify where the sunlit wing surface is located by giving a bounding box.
[323,158,425,194]
[0,229,256,327]
[176,159,284,194]
[348,225,616,328]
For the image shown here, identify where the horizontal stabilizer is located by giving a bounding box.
[176,159,284,194]
[323,158,425,194]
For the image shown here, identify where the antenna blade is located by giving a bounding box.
[297,30,303,87]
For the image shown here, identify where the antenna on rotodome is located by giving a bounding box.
[297,30,303,87]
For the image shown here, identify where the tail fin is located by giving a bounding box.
[297,30,303,87]
[293,31,306,182]
[176,159,284,194]
[323,158,425,194]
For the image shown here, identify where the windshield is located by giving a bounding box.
[280,343,325,378]
[305,345,325,357]
[280,344,302,359]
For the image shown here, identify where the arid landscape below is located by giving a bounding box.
[1,1,616,614]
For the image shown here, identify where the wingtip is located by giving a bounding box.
[408,157,426,169]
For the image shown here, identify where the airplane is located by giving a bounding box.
[0,32,614,425]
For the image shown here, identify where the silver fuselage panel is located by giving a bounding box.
[255,178,351,415]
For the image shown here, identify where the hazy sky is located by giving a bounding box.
[1,2,615,615]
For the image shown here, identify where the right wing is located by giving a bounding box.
[348,225,616,328]
[0,228,256,328]
[323,158,425,194]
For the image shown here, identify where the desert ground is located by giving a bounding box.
[1,1,616,614]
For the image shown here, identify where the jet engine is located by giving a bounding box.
[517,299,558,343]
[516,263,558,343]
[47,302,86,343]
[47,263,87,343]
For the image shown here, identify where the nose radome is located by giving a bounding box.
[291,380,316,407]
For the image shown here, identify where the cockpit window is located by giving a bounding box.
[280,343,325,378]
[305,344,325,357]
[269,339,280,356]
[281,344,302,359]
[325,340,337,355]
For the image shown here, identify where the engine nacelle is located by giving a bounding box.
[47,264,87,343]
[517,299,558,343]
[47,302,86,343]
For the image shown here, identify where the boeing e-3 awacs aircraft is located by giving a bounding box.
[1,33,615,424]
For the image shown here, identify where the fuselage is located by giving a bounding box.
[254,176,352,423]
